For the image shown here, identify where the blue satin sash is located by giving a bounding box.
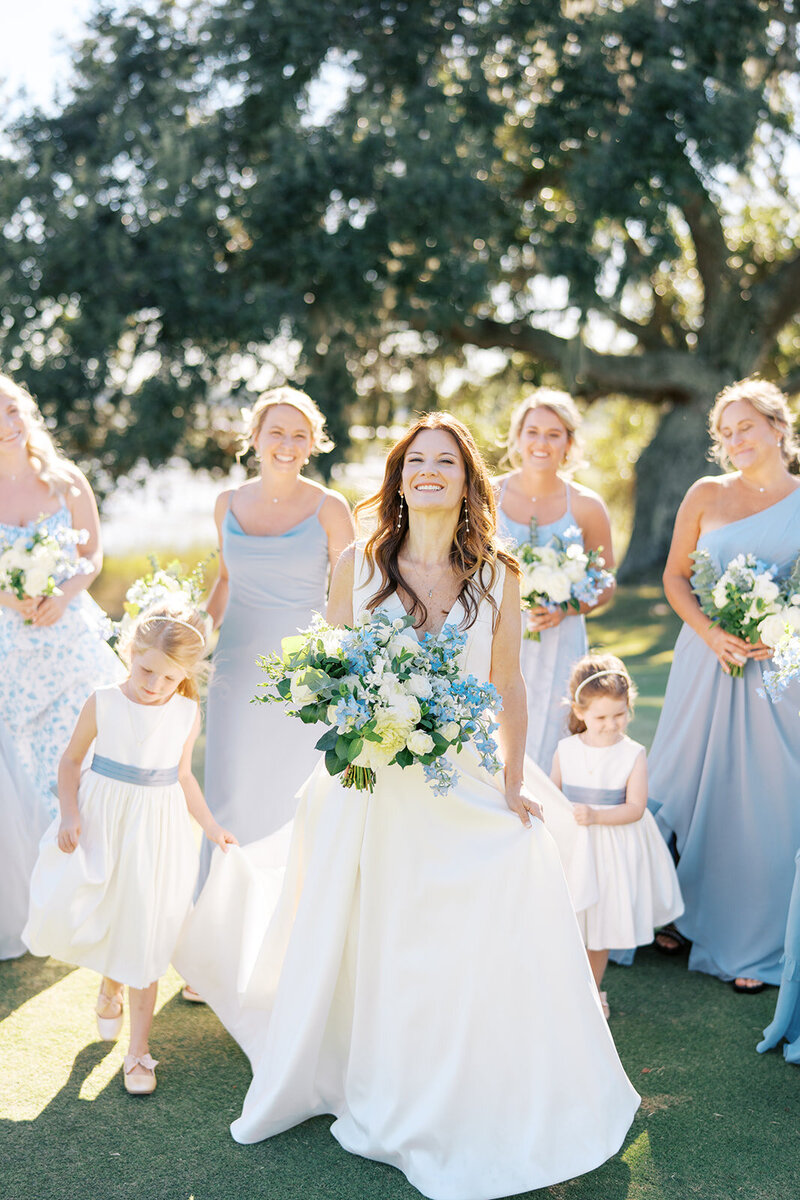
[562,783,626,807]
[91,754,179,787]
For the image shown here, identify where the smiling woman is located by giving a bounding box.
[197,386,354,886]
[649,376,800,992]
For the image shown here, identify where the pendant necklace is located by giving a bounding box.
[405,560,451,601]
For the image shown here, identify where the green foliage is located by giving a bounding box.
[0,0,799,571]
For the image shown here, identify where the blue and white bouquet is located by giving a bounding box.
[759,555,800,702]
[516,520,614,641]
[256,610,503,793]
[690,549,788,678]
[117,556,211,641]
[0,519,93,616]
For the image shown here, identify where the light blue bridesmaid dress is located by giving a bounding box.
[200,497,329,881]
[649,489,800,984]
[758,848,800,1063]
[498,482,588,771]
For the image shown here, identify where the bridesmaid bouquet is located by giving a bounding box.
[761,628,800,702]
[256,611,503,794]
[0,520,92,619]
[690,549,786,677]
[117,556,211,641]
[516,521,614,641]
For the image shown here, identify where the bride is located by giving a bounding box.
[175,413,638,1200]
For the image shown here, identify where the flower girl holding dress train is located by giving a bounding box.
[550,654,683,1018]
[24,604,237,1094]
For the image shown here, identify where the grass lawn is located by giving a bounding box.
[2,588,798,1200]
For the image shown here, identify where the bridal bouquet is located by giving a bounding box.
[256,610,503,794]
[117,555,211,641]
[0,520,93,618]
[690,549,786,677]
[516,521,614,641]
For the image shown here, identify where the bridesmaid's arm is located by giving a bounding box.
[662,480,751,674]
[205,491,233,630]
[320,492,356,575]
[490,569,543,827]
[31,467,102,626]
[326,543,355,627]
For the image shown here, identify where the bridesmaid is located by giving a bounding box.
[650,377,800,991]
[199,386,354,882]
[0,373,123,957]
[495,390,616,770]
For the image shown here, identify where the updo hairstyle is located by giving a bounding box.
[708,377,799,470]
[567,653,637,735]
[239,385,334,460]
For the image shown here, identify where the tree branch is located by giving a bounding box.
[754,248,800,345]
[678,184,732,318]
[413,314,715,402]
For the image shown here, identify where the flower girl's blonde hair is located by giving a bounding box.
[120,604,210,701]
[567,653,637,734]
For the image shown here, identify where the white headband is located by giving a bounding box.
[143,615,206,647]
[574,668,631,702]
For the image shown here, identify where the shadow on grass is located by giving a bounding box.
[0,954,76,1022]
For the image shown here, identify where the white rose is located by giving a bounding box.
[23,565,52,597]
[388,630,419,659]
[406,729,435,756]
[380,692,421,728]
[711,581,728,609]
[405,673,433,699]
[353,739,396,770]
[544,569,572,605]
[290,676,318,707]
[563,557,587,584]
[758,613,787,649]
[536,546,560,568]
[440,721,461,742]
[752,575,780,604]
[785,608,800,633]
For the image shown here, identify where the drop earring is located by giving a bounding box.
[396,492,405,531]
[463,497,470,533]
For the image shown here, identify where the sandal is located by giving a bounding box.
[732,978,766,995]
[654,925,690,956]
[123,1053,158,1095]
[599,990,610,1020]
[181,984,205,1004]
[95,987,124,1041]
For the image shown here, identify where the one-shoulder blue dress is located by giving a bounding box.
[649,489,800,984]
[498,483,588,771]
[200,499,329,882]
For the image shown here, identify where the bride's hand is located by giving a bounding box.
[506,784,544,828]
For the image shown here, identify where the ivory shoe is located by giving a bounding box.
[599,991,610,1020]
[180,984,205,1003]
[123,1053,158,1095]
[95,989,124,1041]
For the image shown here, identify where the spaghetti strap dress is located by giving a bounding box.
[200,495,329,883]
[649,489,800,984]
[175,545,638,1200]
[497,481,588,770]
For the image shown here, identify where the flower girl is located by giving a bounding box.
[24,604,237,1094]
[550,654,683,1018]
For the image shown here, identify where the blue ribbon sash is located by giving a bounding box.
[91,754,180,787]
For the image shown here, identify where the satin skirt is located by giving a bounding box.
[176,749,638,1200]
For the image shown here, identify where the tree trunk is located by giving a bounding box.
[619,395,719,582]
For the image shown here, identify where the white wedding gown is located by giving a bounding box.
[175,551,639,1200]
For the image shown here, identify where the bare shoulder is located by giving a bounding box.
[317,486,352,520]
[569,480,609,517]
[679,474,728,513]
[62,462,93,501]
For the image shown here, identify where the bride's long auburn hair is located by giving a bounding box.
[356,413,520,630]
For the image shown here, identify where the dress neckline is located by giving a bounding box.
[226,507,323,540]
[0,500,68,532]
[498,479,571,534]
[116,685,178,710]
[698,487,800,541]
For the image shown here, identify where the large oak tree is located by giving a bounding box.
[1,0,798,571]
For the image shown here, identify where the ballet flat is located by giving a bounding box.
[95,989,124,1041]
[123,1053,158,1095]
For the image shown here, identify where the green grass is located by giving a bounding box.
[2,588,798,1200]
